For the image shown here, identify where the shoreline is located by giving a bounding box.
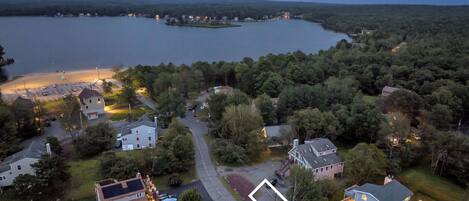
[0,68,115,94]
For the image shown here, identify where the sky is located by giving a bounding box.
[277,0,469,5]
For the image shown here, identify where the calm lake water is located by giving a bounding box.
[0,17,349,76]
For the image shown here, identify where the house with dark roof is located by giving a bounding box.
[381,86,400,97]
[117,117,157,151]
[260,125,292,147]
[0,141,49,187]
[288,138,344,181]
[95,174,148,201]
[343,176,413,201]
[79,88,105,120]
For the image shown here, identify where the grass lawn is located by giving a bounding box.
[398,168,465,201]
[220,176,244,201]
[152,167,198,190]
[107,105,151,121]
[363,95,379,104]
[42,99,65,116]
[66,158,101,201]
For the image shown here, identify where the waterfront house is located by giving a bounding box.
[95,174,148,201]
[287,138,344,181]
[342,176,413,201]
[117,117,157,151]
[0,141,49,187]
[79,88,105,120]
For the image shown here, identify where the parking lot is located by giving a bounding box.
[2,81,104,103]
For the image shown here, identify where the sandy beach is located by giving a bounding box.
[0,68,115,94]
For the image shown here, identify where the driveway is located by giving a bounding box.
[160,180,213,201]
[20,120,69,148]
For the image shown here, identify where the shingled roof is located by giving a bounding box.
[291,138,342,169]
[0,141,46,173]
[78,88,102,101]
[346,180,413,201]
[118,117,156,137]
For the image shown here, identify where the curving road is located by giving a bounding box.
[180,112,236,201]
[136,93,235,201]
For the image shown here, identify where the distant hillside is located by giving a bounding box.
[0,0,266,4]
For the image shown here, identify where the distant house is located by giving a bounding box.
[211,86,233,95]
[79,88,105,120]
[117,117,157,151]
[343,176,413,201]
[260,125,292,147]
[287,138,344,181]
[95,174,148,201]
[381,86,400,97]
[0,141,49,187]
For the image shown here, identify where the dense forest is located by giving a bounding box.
[109,4,469,189]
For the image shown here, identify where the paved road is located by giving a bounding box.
[135,91,235,201]
[180,113,236,201]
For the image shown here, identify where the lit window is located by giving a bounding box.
[362,194,367,201]
[404,197,410,201]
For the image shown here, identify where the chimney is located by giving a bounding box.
[384,175,393,185]
[46,143,52,155]
[154,116,158,129]
[136,172,142,179]
[293,139,299,148]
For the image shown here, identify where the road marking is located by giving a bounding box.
[249,179,287,201]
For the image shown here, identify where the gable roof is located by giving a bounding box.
[118,117,156,137]
[291,138,342,169]
[0,141,46,173]
[78,88,102,101]
[12,96,34,108]
[264,125,292,138]
[349,180,413,201]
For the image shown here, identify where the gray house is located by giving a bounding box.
[343,176,413,201]
[288,138,344,181]
[0,141,48,187]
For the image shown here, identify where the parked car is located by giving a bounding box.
[41,91,49,96]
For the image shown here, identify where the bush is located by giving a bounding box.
[179,188,203,201]
[212,139,250,164]
[168,173,183,187]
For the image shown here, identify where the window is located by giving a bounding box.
[0,177,2,180]
[149,143,152,147]
[89,99,92,103]
[321,168,323,172]
[86,106,88,109]
[315,169,318,173]
[361,194,367,201]
[326,167,328,171]
[148,137,151,141]
[17,165,21,170]
[98,98,101,101]
[136,130,139,133]
[136,137,139,141]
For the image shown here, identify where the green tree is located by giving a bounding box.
[12,174,41,200]
[259,72,285,97]
[379,112,411,148]
[46,136,63,155]
[288,108,340,143]
[119,85,138,106]
[76,123,116,158]
[277,85,326,120]
[288,165,327,201]
[429,104,453,130]
[61,94,82,138]
[100,152,138,180]
[0,104,19,159]
[384,89,423,119]
[221,105,264,158]
[0,45,14,82]
[324,77,359,105]
[155,89,186,127]
[254,94,276,125]
[346,96,384,142]
[169,134,195,172]
[11,97,39,139]
[179,188,203,201]
[345,143,388,183]
[207,93,227,123]
[163,118,191,148]
[226,89,251,106]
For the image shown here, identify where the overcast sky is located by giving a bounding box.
[277,0,469,5]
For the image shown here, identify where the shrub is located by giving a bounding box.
[168,173,182,187]
[212,139,249,164]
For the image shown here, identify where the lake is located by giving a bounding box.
[0,17,349,76]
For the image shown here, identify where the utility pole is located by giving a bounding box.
[96,67,100,80]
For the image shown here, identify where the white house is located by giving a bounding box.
[0,141,49,187]
[117,117,157,151]
[288,138,344,181]
[343,176,413,201]
[79,88,105,120]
